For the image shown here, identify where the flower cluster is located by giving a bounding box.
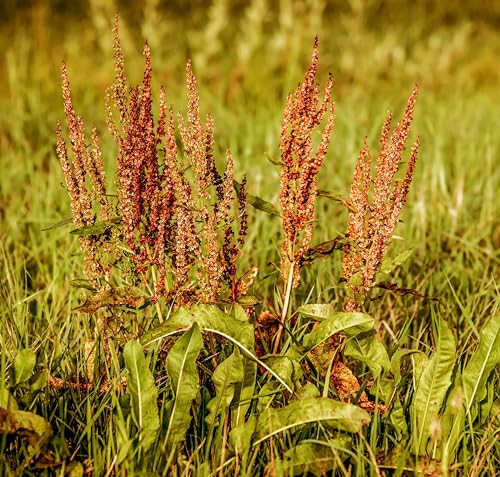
[56,17,248,306]
[342,88,419,311]
[279,37,335,289]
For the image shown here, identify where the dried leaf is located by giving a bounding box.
[75,286,146,313]
[234,266,258,297]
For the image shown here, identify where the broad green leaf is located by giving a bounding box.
[0,407,53,453]
[232,353,257,427]
[65,461,85,477]
[381,348,427,439]
[297,383,321,399]
[14,348,37,385]
[165,323,204,449]
[461,314,500,413]
[299,309,374,351]
[278,437,352,477]
[70,218,120,237]
[441,315,500,465]
[143,304,253,349]
[123,340,160,452]
[0,389,18,411]
[256,381,282,413]
[229,305,257,426]
[411,320,456,456]
[229,415,257,456]
[390,349,428,384]
[344,332,390,379]
[30,370,48,392]
[206,350,244,428]
[380,248,414,275]
[260,355,297,390]
[440,375,464,466]
[142,304,291,393]
[254,398,370,445]
[297,304,337,320]
[233,180,280,217]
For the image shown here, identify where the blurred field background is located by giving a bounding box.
[0,1,499,473]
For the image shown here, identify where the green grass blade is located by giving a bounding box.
[165,322,204,450]
[411,320,456,456]
[123,339,160,453]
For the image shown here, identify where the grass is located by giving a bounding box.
[1,2,499,476]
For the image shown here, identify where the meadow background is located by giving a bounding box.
[0,1,499,475]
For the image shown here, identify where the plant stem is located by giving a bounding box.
[272,260,295,354]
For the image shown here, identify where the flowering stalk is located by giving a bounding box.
[57,15,248,308]
[274,38,335,352]
[342,88,419,311]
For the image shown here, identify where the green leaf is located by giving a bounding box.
[70,217,120,237]
[206,350,244,428]
[264,152,284,166]
[381,349,427,439]
[229,415,257,456]
[70,279,97,292]
[441,315,500,465]
[411,320,456,456]
[65,461,85,477]
[390,349,428,384]
[14,348,37,385]
[380,248,414,275]
[41,217,73,231]
[461,314,500,413]
[260,355,297,390]
[0,389,18,411]
[254,398,370,445]
[298,307,374,351]
[317,189,345,201]
[256,381,282,413]
[344,332,390,380]
[142,304,291,393]
[0,407,53,454]
[165,323,204,449]
[123,340,160,453]
[297,303,337,320]
[278,438,352,477]
[297,383,321,399]
[233,180,280,217]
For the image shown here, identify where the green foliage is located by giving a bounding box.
[411,320,456,456]
[13,348,36,385]
[165,323,204,451]
[253,398,370,445]
[123,339,160,453]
